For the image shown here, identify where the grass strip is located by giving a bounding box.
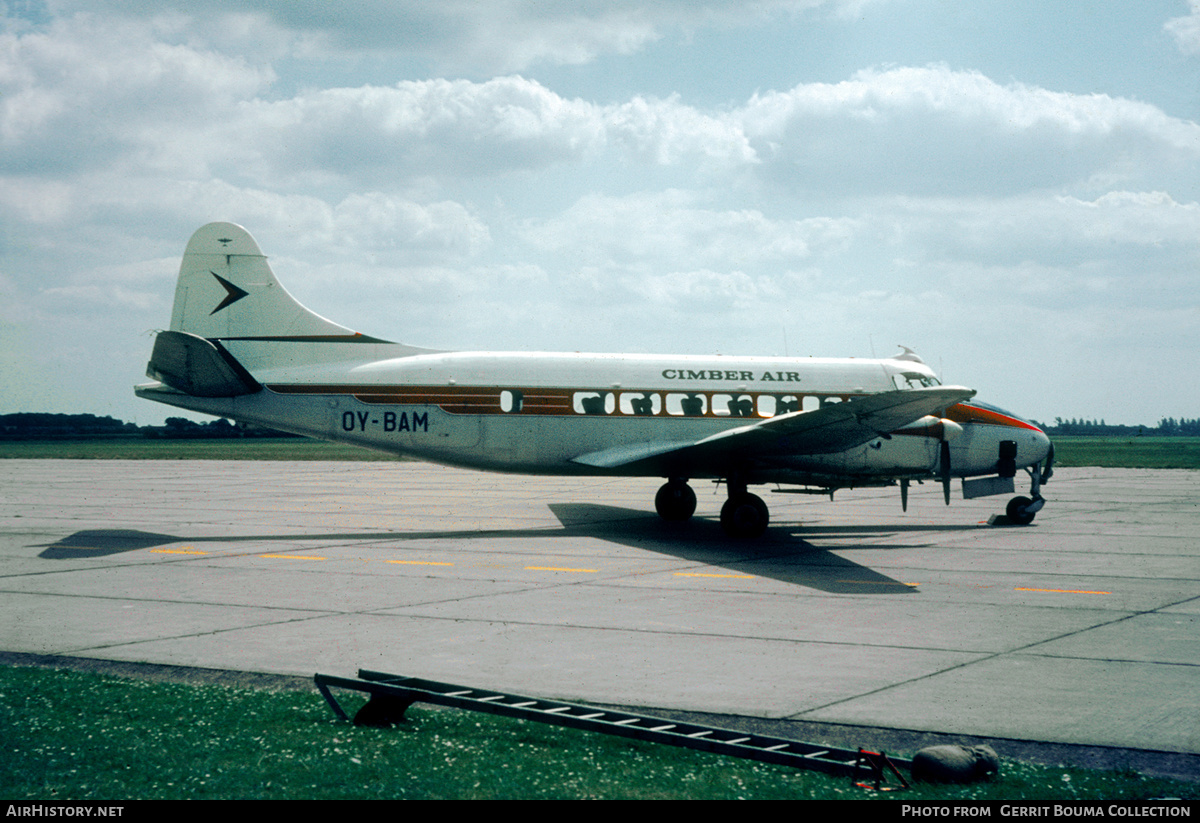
[0,666,1193,800]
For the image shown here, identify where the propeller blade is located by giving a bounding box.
[940,440,951,505]
[900,478,909,512]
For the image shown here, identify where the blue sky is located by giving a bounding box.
[2,0,1199,426]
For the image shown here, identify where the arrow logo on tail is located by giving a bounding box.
[209,271,249,315]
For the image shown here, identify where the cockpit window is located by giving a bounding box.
[892,371,941,390]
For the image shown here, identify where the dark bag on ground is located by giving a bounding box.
[912,744,999,783]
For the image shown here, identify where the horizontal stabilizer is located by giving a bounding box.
[147,330,261,397]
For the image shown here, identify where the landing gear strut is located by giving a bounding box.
[655,479,696,522]
[1005,444,1054,525]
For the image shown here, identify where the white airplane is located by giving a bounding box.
[136,222,1053,537]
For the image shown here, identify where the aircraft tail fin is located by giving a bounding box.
[169,222,358,340]
[145,222,433,396]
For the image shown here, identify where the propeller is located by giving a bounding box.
[936,416,961,506]
[940,440,952,505]
[894,415,961,509]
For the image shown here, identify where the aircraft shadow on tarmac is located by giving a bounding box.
[34,504,982,594]
[544,503,971,593]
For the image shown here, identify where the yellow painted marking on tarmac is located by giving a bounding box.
[836,579,920,587]
[1015,587,1111,595]
[674,572,755,579]
[388,560,454,567]
[150,548,207,555]
[260,554,325,561]
[526,566,597,573]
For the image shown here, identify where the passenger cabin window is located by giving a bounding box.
[620,392,660,415]
[500,390,523,413]
[573,391,614,415]
[711,394,754,417]
[666,392,707,416]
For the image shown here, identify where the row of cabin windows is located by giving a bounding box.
[573,391,842,417]
[497,390,843,417]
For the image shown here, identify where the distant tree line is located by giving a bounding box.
[0,413,296,440]
[1035,417,1200,437]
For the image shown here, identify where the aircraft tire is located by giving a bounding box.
[720,493,769,538]
[1006,495,1036,525]
[655,481,697,522]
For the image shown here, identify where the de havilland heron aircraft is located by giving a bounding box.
[136,222,1053,538]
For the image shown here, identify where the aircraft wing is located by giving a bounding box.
[569,386,975,473]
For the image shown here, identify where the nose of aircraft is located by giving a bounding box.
[1027,421,1052,466]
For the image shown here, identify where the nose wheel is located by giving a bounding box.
[1005,445,1053,525]
[1006,495,1039,525]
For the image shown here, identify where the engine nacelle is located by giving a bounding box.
[895,415,964,442]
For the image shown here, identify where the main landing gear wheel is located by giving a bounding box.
[655,480,697,522]
[720,493,769,538]
[1006,495,1036,525]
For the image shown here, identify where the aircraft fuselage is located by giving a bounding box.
[140,348,1049,487]
[136,222,1054,536]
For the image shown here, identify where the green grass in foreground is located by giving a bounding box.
[0,667,1194,800]
[3,435,1200,468]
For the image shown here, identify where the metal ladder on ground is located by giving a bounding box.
[315,669,911,780]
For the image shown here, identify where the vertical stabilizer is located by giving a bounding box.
[170,222,355,340]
